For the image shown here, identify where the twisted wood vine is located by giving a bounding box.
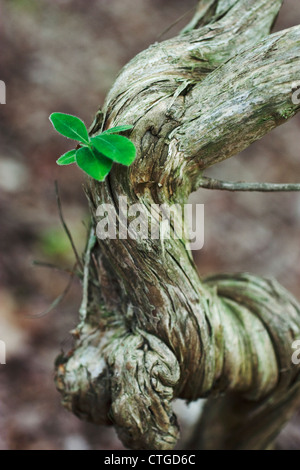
[55,0,300,449]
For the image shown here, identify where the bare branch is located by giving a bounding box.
[198,176,300,192]
[168,26,300,193]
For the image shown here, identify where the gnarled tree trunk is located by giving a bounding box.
[55,0,300,450]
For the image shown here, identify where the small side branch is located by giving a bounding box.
[198,176,300,192]
[55,181,84,271]
[79,227,97,322]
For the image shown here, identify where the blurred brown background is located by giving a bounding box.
[0,0,300,450]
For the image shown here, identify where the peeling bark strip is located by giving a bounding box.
[55,0,300,450]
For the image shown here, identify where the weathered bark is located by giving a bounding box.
[55,0,300,450]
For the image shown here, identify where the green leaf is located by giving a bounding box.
[56,149,76,166]
[75,146,113,181]
[102,125,133,135]
[91,134,136,166]
[49,113,90,144]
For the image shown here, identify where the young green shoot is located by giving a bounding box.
[49,112,136,181]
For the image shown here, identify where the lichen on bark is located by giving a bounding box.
[55,0,300,450]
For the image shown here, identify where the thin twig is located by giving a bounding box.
[25,262,77,319]
[32,260,81,277]
[55,181,83,270]
[79,227,97,322]
[157,5,196,41]
[198,176,300,192]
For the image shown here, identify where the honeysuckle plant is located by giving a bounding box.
[52,0,300,452]
[49,112,136,181]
